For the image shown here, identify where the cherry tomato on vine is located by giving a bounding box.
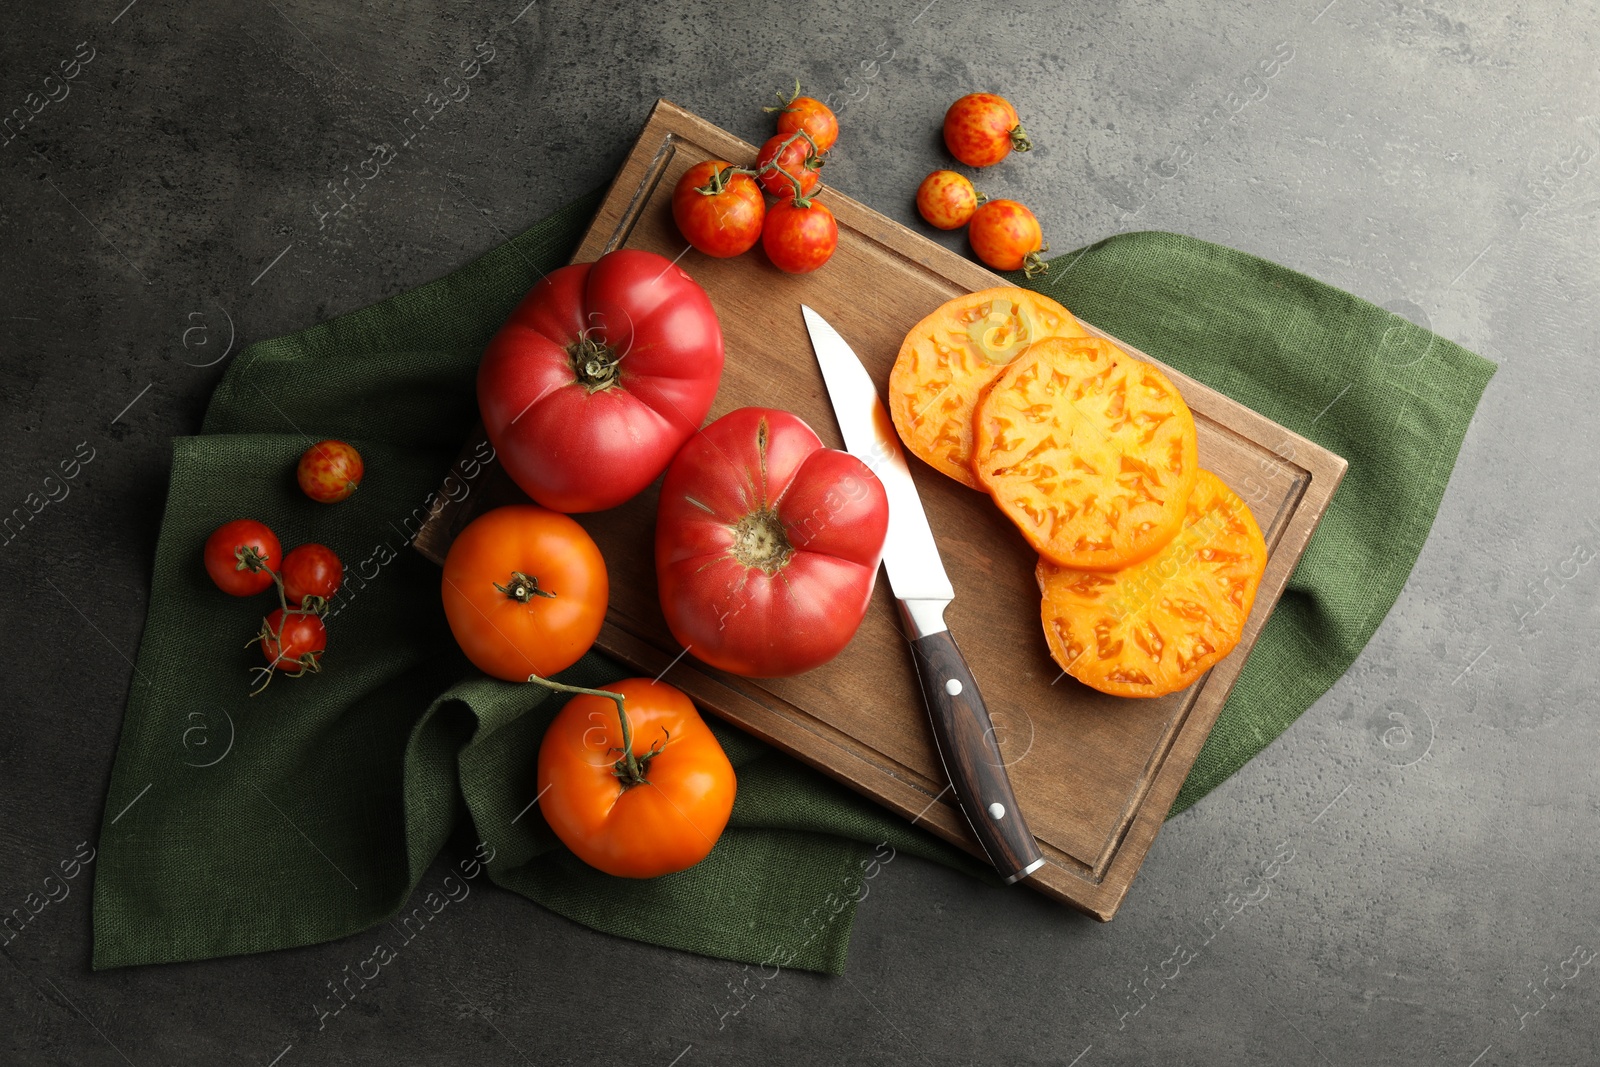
[440,505,608,682]
[281,543,343,609]
[968,199,1048,276]
[297,440,364,503]
[756,133,822,198]
[916,170,983,230]
[537,677,735,878]
[204,519,281,597]
[763,198,838,274]
[770,92,838,153]
[943,93,1031,168]
[258,609,327,670]
[672,160,765,258]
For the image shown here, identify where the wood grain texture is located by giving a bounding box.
[413,100,1348,921]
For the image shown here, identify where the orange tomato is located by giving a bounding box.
[943,93,1031,167]
[968,199,1047,275]
[773,95,838,153]
[973,336,1198,570]
[537,678,736,878]
[916,170,982,230]
[888,287,1087,488]
[1038,470,1267,698]
[440,505,608,682]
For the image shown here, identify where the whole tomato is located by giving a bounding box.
[771,93,838,152]
[478,248,725,513]
[297,440,364,503]
[258,609,327,670]
[756,133,822,198]
[763,197,838,274]
[441,505,608,682]
[672,160,765,257]
[281,543,343,609]
[916,170,983,230]
[655,407,889,677]
[537,677,735,878]
[943,93,1031,167]
[969,199,1048,276]
[204,519,281,596]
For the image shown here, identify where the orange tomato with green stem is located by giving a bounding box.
[968,199,1048,276]
[440,505,608,682]
[535,676,736,878]
[916,170,985,230]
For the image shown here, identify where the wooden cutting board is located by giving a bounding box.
[413,99,1346,920]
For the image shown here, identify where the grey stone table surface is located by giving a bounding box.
[1,0,1595,1063]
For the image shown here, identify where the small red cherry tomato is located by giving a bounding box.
[773,94,838,153]
[916,170,982,230]
[672,160,766,258]
[968,198,1048,276]
[762,198,838,274]
[297,440,364,503]
[943,93,1031,168]
[281,543,343,609]
[204,519,281,596]
[259,609,327,669]
[756,134,822,198]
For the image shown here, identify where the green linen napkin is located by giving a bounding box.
[92,190,1493,976]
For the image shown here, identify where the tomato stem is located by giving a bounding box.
[525,674,660,788]
[762,78,805,114]
[1009,123,1033,153]
[569,334,622,391]
[495,570,559,603]
[1022,243,1050,279]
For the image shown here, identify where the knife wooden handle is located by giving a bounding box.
[910,629,1046,884]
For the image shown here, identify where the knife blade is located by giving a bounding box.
[801,305,1046,885]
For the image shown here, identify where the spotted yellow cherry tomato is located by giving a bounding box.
[916,170,983,230]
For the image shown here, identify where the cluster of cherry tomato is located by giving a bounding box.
[916,93,1050,278]
[671,86,842,274]
[202,439,364,694]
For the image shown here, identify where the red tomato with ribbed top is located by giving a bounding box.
[655,407,888,677]
[477,249,725,513]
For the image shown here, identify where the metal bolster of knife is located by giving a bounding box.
[897,598,950,640]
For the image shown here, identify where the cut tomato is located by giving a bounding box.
[1038,470,1267,698]
[888,288,1086,488]
[973,336,1198,570]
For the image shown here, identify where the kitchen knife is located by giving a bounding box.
[800,305,1046,885]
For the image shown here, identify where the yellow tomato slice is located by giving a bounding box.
[1038,469,1268,698]
[974,336,1198,570]
[888,287,1087,488]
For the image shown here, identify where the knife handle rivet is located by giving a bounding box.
[944,679,963,696]
[987,802,1006,820]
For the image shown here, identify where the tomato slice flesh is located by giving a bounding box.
[974,336,1198,570]
[888,287,1086,488]
[1038,469,1267,698]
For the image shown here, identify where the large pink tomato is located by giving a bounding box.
[655,407,889,677]
[477,249,725,513]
